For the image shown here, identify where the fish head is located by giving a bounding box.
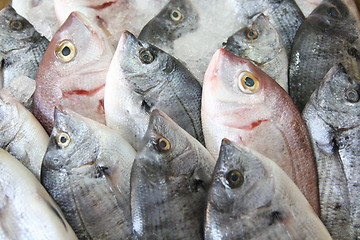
[206,139,275,223]
[42,106,99,172]
[314,63,360,128]
[138,0,199,49]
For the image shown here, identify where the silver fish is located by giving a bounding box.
[41,106,136,239]
[303,63,360,239]
[289,0,360,111]
[205,139,332,240]
[0,5,49,88]
[224,13,289,92]
[0,148,78,240]
[0,89,48,179]
[104,31,204,150]
[131,109,216,239]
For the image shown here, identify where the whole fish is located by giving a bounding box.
[104,31,204,150]
[41,106,135,239]
[0,90,48,179]
[34,11,114,134]
[0,148,78,240]
[289,0,360,112]
[0,5,49,88]
[303,63,360,239]
[53,0,168,45]
[224,13,289,92]
[131,109,216,239]
[205,139,332,240]
[201,48,320,215]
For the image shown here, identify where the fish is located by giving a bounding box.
[302,63,360,239]
[53,0,169,45]
[41,106,136,239]
[0,89,48,179]
[0,148,78,240]
[0,5,49,88]
[288,0,360,112]
[104,30,204,150]
[224,13,289,92]
[201,48,320,215]
[205,139,332,240]
[34,11,115,134]
[130,109,216,239]
[295,0,322,16]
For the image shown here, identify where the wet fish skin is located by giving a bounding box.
[0,89,48,179]
[104,31,204,150]
[41,106,135,239]
[201,48,320,215]
[34,11,114,134]
[0,148,78,240]
[0,5,49,88]
[131,109,216,239]
[303,63,360,239]
[138,0,199,50]
[289,0,360,112]
[205,139,332,240]
[224,13,289,91]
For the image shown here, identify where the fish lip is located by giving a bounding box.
[117,30,138,57]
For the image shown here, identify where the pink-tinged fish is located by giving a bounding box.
[53,0,169,45]
[201,48,320,215]
[34,11,114,134]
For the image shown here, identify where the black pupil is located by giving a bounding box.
[143,53,150,61]
[13,21,20,28]
[172,11,179,19]
[231,173,239,182]
[348,91,356,99]
[159,139,167,149]
[62,46,71,56]
[329,7,339,18]
[60,136,67,143]
[248,31,255,37]
[244,77,255,87]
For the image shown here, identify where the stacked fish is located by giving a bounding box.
[0,0,359,239]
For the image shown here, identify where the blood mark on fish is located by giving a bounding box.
[227,119,269,130]
[62,84,105,98]
[88,1,117,10]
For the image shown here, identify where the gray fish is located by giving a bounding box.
[0,148,78,240]
[131,109,216,239]
[205,139,332,240]
[0,89,48,179]
[0,5,49,88]
[224,13,289,91]
[104,31,204,150]
[289,0,360,111]
[41,106,136,239]
[303,63,360,239]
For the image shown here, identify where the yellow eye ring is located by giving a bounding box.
[246,28,258,40]
[345,89,359,103]
[226,170,244,188]
[238,72,260,94]
[139,49,154,64]
[170,10,182,21]
[154,137,171,152]
[56,132,71,148]
[56,40,76,62]
[9,20,23,30]
[329,6,341,18]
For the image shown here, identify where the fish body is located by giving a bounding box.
[0,90,48,179]
[289,0,360,112]
[0,148,78,240]
[303,63,360,239]
[104,31,204,150]
[34,11,114,134]
[224,13,289,91]
[131,109,216,239]
[201,48,319,215]
[205,139,332,240]
[41,107,135,239]
[0,5,49,88]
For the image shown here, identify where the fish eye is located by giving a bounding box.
[170,10,182,21]
[238,72,260,94]
[345,89,359,103]
[139,49,154,64]
[154,137,171,152]
[9,20,23,30]
[56,40,76,62]
[246,28,258,40]
[226,170,244,188]
[329,7,341,18]
[56,132,71,148]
